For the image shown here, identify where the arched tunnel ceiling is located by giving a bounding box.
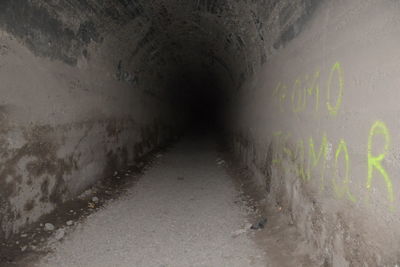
[1,1,400,264]
[0,0,320,96]
[0,0,323,244]
[130,0,258,93]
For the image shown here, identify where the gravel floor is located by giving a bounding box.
[37,137,267,267]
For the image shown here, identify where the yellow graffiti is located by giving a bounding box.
[271,131,296,164]
[269,119,397,211]
[279,84,288,112]
[332,139,356,202]
[280,132,292,158]
[306,70,320,112]
[326,62,344,116]
[272,83,288,112]
[307,134,328,191]
[283,147,293,158]
[291,79,305,113]
[272,62,341,116]
[367,120,394,207]
[272,82,281,96]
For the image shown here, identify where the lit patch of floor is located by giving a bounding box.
[37,137,267,267]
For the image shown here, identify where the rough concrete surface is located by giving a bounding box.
[232,0,400,265]
[0,7,176,239]
[37,137,268,267]
[0,0,316,241]
[2,0,400,264]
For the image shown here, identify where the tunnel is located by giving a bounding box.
[1,0,400,266]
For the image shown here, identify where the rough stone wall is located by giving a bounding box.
[0,0,265,240]
[0,1,178,239]
[2,0,399,265]
[231,0,400,265]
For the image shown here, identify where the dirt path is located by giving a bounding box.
[36,137,268,267]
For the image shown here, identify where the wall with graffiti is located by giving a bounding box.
[268,61,395,210]
[231,0,400,265]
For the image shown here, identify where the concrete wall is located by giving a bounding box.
[0,0,253,240]
[0,0,179,239]
[231,0,400,265]
[0,0,262,239]
[2,0,400,264]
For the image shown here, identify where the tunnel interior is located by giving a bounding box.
[167,68,227,132]
[0,0,259,241]
[1,0,400,265]
[125,1,247,134]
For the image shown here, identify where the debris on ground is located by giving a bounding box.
[231,228,247,238]
[44,223,55,231]
[36,140,267,267]
[177,176,184,180]
[54,229,65,241]
[251,218,267,230]
[3,146,177,265]
[78,188,94,199]
[231,223,253,238]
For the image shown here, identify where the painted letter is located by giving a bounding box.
[307,134,328,191]
[367,120,393,207]
[332,139,356,202]
[291,79,305,113]
[326,62,344,116]
[306,70,320,112]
